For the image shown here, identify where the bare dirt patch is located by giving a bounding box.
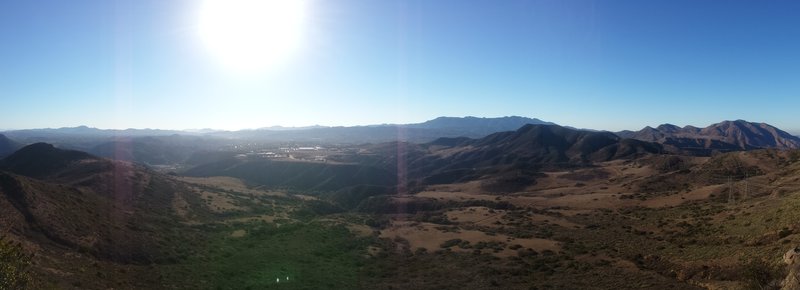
[293,194,317,201]
[346,224,374,237]
[230,229,246,238]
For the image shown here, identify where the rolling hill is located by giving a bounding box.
[0,143,100,179]
[0,143,206,267]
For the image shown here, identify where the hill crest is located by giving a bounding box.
[618,120,800,151]
[0,142,100,179]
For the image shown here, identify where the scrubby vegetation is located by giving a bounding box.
[0,234,33,289]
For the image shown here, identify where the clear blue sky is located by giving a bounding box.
[1,0,799,132]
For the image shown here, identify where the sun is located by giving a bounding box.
[197,0,308,73]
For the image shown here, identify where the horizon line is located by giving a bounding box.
[1,117,799,136]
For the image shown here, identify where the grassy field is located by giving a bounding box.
[159,221,373,289]
[127,176,375,290]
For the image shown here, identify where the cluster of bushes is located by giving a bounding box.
[479,173,541,194]
[740,258,785,290]
[0,234,33,289]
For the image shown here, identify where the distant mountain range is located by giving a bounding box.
[207,116,555,143]
[404,116,554,129]
[1,116,554,145]
[4,125,187,137]
[3,118,800,167]
[617,120,800,153]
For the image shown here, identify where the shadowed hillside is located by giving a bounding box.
[445,124,663,167]
[0,134,21,158]
[184,157,398,192]
[0,143,99,179]
[89,135,227,165]
[0,143,209,266]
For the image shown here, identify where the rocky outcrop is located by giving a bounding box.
[783,246,800,290]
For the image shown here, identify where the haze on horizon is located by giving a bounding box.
[2,0,800,133]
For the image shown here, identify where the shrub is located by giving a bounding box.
[779,228,793,239]
[440,239,462,248]
[741,258,784,290]
[0,235,33,289]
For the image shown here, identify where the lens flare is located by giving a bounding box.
[197,0,307,73]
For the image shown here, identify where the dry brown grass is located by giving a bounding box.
[379,220,560,257]
[179,176,287,198]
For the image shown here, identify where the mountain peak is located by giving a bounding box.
[622,120,800,152]
[715,119,757,127]
[656,124,681,132]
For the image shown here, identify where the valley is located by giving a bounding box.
[3,120,800,289]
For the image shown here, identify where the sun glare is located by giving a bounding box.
[197,0,307,73]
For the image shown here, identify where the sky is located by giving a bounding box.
[1,0,800,133]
